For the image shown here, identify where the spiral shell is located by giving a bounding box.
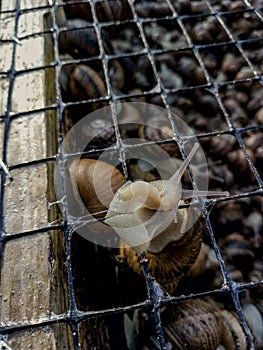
[162,298,223,350]
[120,209,202,294]
[220,232,255,273]
[69,158,125,217]
[59,64,107,102]
[138,122,180,158]
[95,0,132,22]
[220,310,247,350]
[61,1,92,22]
[58,20,112,58]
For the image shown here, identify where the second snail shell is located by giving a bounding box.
[120,207,203,294]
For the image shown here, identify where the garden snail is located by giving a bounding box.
[125,297,248,350]
[138,122,180,158]
[219,232,255,274]
[105,143,229,293]
[58,22,113,59]
[59,64,107,102]
[149,299,223,349]
[61,0,92,22]
[68,158,125,218]
[95,0,132,22]
[162,298,223,350]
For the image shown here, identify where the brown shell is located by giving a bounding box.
[138,123,180,158]
[59,27,99,58]
[220,232,255,273]
[220,310,247,350]
[68,64,107,101]
[227,148,255,176]
[162,298,223,350]
[95,1,132,22]
[62,2,92,22]
[72,158,125,217]
[120,218,202,294]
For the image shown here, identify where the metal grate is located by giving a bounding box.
[0,0,263,349]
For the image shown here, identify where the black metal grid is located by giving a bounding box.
[0,0,263,349]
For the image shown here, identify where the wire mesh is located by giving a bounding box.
[0,0,263,349]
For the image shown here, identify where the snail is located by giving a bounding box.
[108,57,135,94]
[212,264,244,289]
[58,23,113,59]
[68,158,126,218]
[220,309,247,350]
[105,143,229,293]
[162,298,223,350]
[242,302,263,348]
[138,122,180,158]
[205,135,236,159]
[135,1,172,18]
[243,211,263,250]
[227,148,256,180]
[124,298,223,350]
[188,242,211,277]
[219,232,255,274]
[61,1,92,22]
[59,64,107,102]
[80,118,116,149]
[125,298,248,350]
[95,0,132,22]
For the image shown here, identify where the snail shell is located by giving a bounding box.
[61,1,92,22]
[207,134,236,158]
[242,303,263,348]
[58,21,113,58]
[213,264,244,289]
[59,25,99,58]
[162,298,223,350]
[220,232,255,273]
[248,259,263,299]
[95,0,132,22]
[120,209,203,294]
[108,58,135,93]
[59,64,107,102]
[135,1,172,18]
[138,122,180,158]
[189,242,210,277]
[220,310,247,350]
[69,158,125,217]
[227,148,255,177]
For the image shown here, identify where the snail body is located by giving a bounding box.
[105,143,228,293]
